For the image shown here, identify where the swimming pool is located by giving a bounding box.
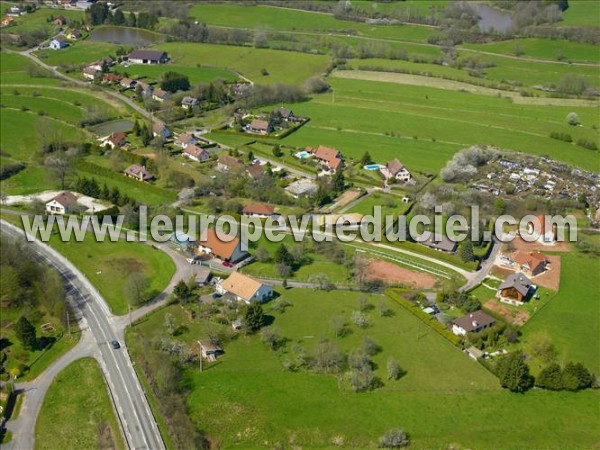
[295,151,311,159]
[364,164,383,170]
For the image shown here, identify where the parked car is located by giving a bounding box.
[222,261,233,267]
[212,293,222,299]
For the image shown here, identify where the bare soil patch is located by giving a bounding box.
[531,255,561,291]
[484,300,530,326]
[365,259,437,289]
[510,237,572,252]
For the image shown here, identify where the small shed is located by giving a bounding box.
[465,346,484,361]
[198,340,223,362]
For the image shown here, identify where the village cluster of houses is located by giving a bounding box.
[243,107,302,136]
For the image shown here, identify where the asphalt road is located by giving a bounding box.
[1,220,165,450]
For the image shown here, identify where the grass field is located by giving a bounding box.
[188,3,435,43]
[522,252,600,375]
[279,77,600,173]
[35,358,125,450]
[128,288,600,448]
[346,191,411,217]
[115,63,238,85]
[47,234,176,315]
[559,0,600,26]
[153,42,332,85]
[463,38,600,64]
[35,40,122,68]
[0,6,84,36]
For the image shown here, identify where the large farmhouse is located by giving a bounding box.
[126,49,168,65]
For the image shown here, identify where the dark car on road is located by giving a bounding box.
[111,340,121,349]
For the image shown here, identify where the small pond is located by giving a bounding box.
[90,119,134,137]
[90,26,164,46]
[469,3,514,33]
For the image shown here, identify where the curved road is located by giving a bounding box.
[1,220,165,450]
[12,48,161,127]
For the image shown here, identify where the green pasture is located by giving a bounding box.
[0,7,84,36]
[154,42,332,85]
[280,77,600,173]
[116,63,238,85]
[128,288,599,448]
[559,0,600,26]
[188,3,435,43]
[35,40,122,67]
[463,38,600,64]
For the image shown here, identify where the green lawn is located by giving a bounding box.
[128,288,600,448]
[346,191,411,217]
[153,42,332,84]
[47,233,176,315]
[462,38,600,64]
[280,77,600,173]
[116,63,239,85]
[35,358,125,450]
[522,252,600,375]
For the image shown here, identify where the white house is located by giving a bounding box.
[182,144,210,163]
[45,192,78,215]
[174,133,197,149]
[451,310,496,336]
[82,66,101,80]
[181,96,200,110]
[380,159,411,182]
[49,35,68,50]
[216,272,273,304]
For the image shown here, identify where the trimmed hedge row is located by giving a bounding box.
[385,289,462,346]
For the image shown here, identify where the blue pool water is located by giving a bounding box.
[364,164,383,170]
[296,151,311,159]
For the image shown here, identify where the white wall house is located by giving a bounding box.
[216,272,274,304]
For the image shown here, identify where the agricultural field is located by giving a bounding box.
[128,288,600,449]
[188,3,436,43]
[35,40,122,68]
[115,64,239,85]
[153,42,332,85]
[559,0,600,26]
[280,77,600,173]
[0,6,84,36]
[462,38,600,64]
[35,358,125,450]
[0,52,61,86]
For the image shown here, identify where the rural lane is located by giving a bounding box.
[1,220,166,450]
[13,48,162,127]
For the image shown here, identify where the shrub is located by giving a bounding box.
[378,428,410,448]
[549,131,572,142]
[576,139,598,151]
